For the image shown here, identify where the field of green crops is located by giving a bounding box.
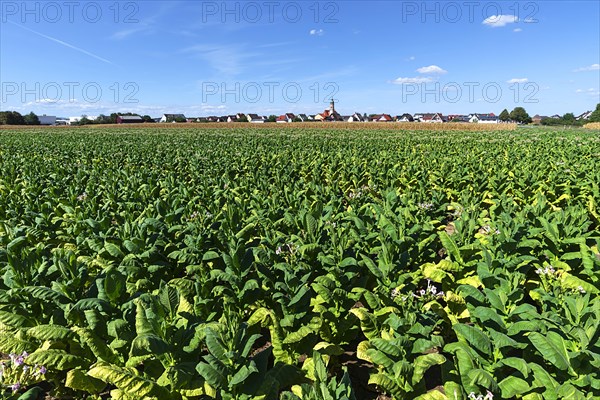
[0,127,599,400]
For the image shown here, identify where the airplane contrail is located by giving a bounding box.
[7,20,115,65]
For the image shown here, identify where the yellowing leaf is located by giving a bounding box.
[456,276,483,287]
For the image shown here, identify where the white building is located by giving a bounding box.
[246,113,266,123]
[160,114,186,123]
[38,115,56,125]
[469,114,499,124]
[68,116,98,125]
[347,112,365,122]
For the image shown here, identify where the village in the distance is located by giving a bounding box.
[1,100,598,126]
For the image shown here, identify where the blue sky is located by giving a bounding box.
[1,0,598,117]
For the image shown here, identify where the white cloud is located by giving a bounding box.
[482,15,519,27]
[576,88,599,95]
[111,26,152,40]
[392,77,434,84]
[408,56,415,61]
[507,78,529,84]
[513,28,522,32]
[573,64,600,72]
[309,29,324,36]
[181,44,259,76]
[198,104,227,112]
[417,65,447,74]
[23,98,73,107]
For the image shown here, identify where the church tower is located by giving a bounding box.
[329,99,335,113]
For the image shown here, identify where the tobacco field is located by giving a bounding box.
[0,127,599,399]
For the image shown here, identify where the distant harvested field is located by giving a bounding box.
[584,122,600,130]
[0,121,517,131]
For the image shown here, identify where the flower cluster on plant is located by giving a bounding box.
[418,202,434,210]
[468,390,494,400]
[76,191,88,201]
[276,243,298,256]
[0,352,47,395]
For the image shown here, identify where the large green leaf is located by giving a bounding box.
[368,373,405,399]
[360,254,383,280]
[498,357,530,378]
[414,390,448,400]
[73,327,120,364]
[467,368,498,392]
[0,331,35,354]
[15,286,69,303]
[130,333,170,357]
[453,323,492,356]
[159,285,180,318]
[196,361,227,388]
[88,362,173,399]
[439,231,463,263]
[529,331,574,374]
[529,362,559,393]
[349,308,380,340]
[412,353,446,386]
[229,364,258,387]
[0,311,34,328]
[16,387,44,400]
[65,368,107,394]
[498,375,531,398]
[27,349,87,370]
[27,324,74,341]
[104,242,124,258]
[205,328,227,361]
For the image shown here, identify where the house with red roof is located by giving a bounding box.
[314,100,344,121]
[415,113,444,123]
[276,113,296,123]
[370,114,393,122]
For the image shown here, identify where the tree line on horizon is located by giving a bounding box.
[1,105,600,126]
[0,112,155,126]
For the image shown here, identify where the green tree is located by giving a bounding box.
[499,109,510,121]
[541,113,583,127]
[78,115,92,125]
[0,111,26,125]
[95,114,109,124]
[267,115,277,122]
[509,107,532,124]
[142,115,153,122]
[174,116,187,123]
[540,117,556,126]
[589,103,600,122]
[562,113,576,124]
[24,111,40,125]
[236,116,248,122]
